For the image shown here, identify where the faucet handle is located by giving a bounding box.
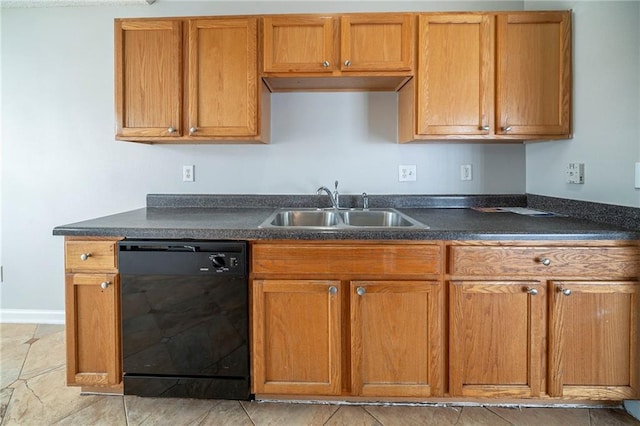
[362,192,369,210]
[334,180,339,191]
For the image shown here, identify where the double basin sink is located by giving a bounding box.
[260,208,428,229]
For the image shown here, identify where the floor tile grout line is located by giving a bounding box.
[362,405,385,426]
[486,406,517,426]
[239,400,257,425]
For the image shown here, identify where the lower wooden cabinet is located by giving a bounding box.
[251,279,342,395]
[64,237,122,389]
[250,241,445,398]
[65,273,121,386]
[351,280,442,397]
[447,240,640,400]
[449,280,545,397]
[549,281,639,399]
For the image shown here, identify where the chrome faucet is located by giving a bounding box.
[317,180,340,209]
[362,192,369,210]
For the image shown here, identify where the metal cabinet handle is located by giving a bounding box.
[189,127,197,134]
[538,258,551,266]
[80,253,91,261]
[344,60,351,67]
[502,126,512,132]
[328,286,337,295]
[525,287,538,296]
[561,288,572,296]
[168,127,177,133]
[100,281,111,289]
[356,287,366,296]
[480,125,490,131]
[322,61,330,67]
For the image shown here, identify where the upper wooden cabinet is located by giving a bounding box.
[415,14,495,137]
[496,12,572,137]
[399,10,572,142]
[115,20,183,138]
[115,17,269,143]
[262,13,413,91]
[339,15,413,72]
[262,16,335,73]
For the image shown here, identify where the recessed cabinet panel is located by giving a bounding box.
[251,279,342,395]
[351,280,442,397]
[263,16,334,72]
[449,280,545,397]
[115,20,183,138]
[496,12,572,136]
[549,281,639,399]
[340,15,413,71]
[417,14,493,135]
[65,273,121,387]
[188,18,258,136]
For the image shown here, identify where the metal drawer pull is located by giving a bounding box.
[322,61,330,67]
[356,287,366,296]
[328,286,337,295]
[560,288,572,296]
[525,287,538,296]
[100,281,111,289]
[80,253,91,261]
[538,258,551,266]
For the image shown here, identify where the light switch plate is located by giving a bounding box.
[635,162,640,189]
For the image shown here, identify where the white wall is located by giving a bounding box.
[525,1,640,208]
[1,1,525,313]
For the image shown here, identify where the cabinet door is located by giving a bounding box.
[340,14,413,72]
[252,280,342,395]
[188,18,258,137]
[449,280,545,397]
[115,20,183,138]
[351,281,443,397]
[496,12,571,136]
[417,14,494,136]
[65,273,120,387]
[549,281,639,399]
[263,16,335,72]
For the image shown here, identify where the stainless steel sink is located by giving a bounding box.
[267,209,339,227]
[340,210,415,227]
[260,208,427,229]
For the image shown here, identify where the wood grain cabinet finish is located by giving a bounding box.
[115,20,183,138]
[549,281,639,399]
[261,13,413,92]
[449,280,546,398]
[250,241,444,398]
[252,279,342,395]
[351,280,442,397]
[399,10,572,142]
[262,16,335,73]
[115,17,269,143]
[447,241,639,400]
[64,237,122,388]
[496,12,572,138]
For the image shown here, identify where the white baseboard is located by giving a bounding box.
[0,309,65,324]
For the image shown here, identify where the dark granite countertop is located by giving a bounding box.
[52,194,639,241]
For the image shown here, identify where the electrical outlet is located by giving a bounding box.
[566,163,584,184]
[461,164,472,181]
[399,165,416,182]
[183,165,194,182]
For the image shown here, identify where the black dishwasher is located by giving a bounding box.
[119,240,250,400]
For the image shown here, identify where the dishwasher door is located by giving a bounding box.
[119,240,250,400]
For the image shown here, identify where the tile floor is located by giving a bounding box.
[1,323,639,426]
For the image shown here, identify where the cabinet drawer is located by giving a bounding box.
[252,243,441,276]
[448,245,639,278]
[65,240,118,272]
